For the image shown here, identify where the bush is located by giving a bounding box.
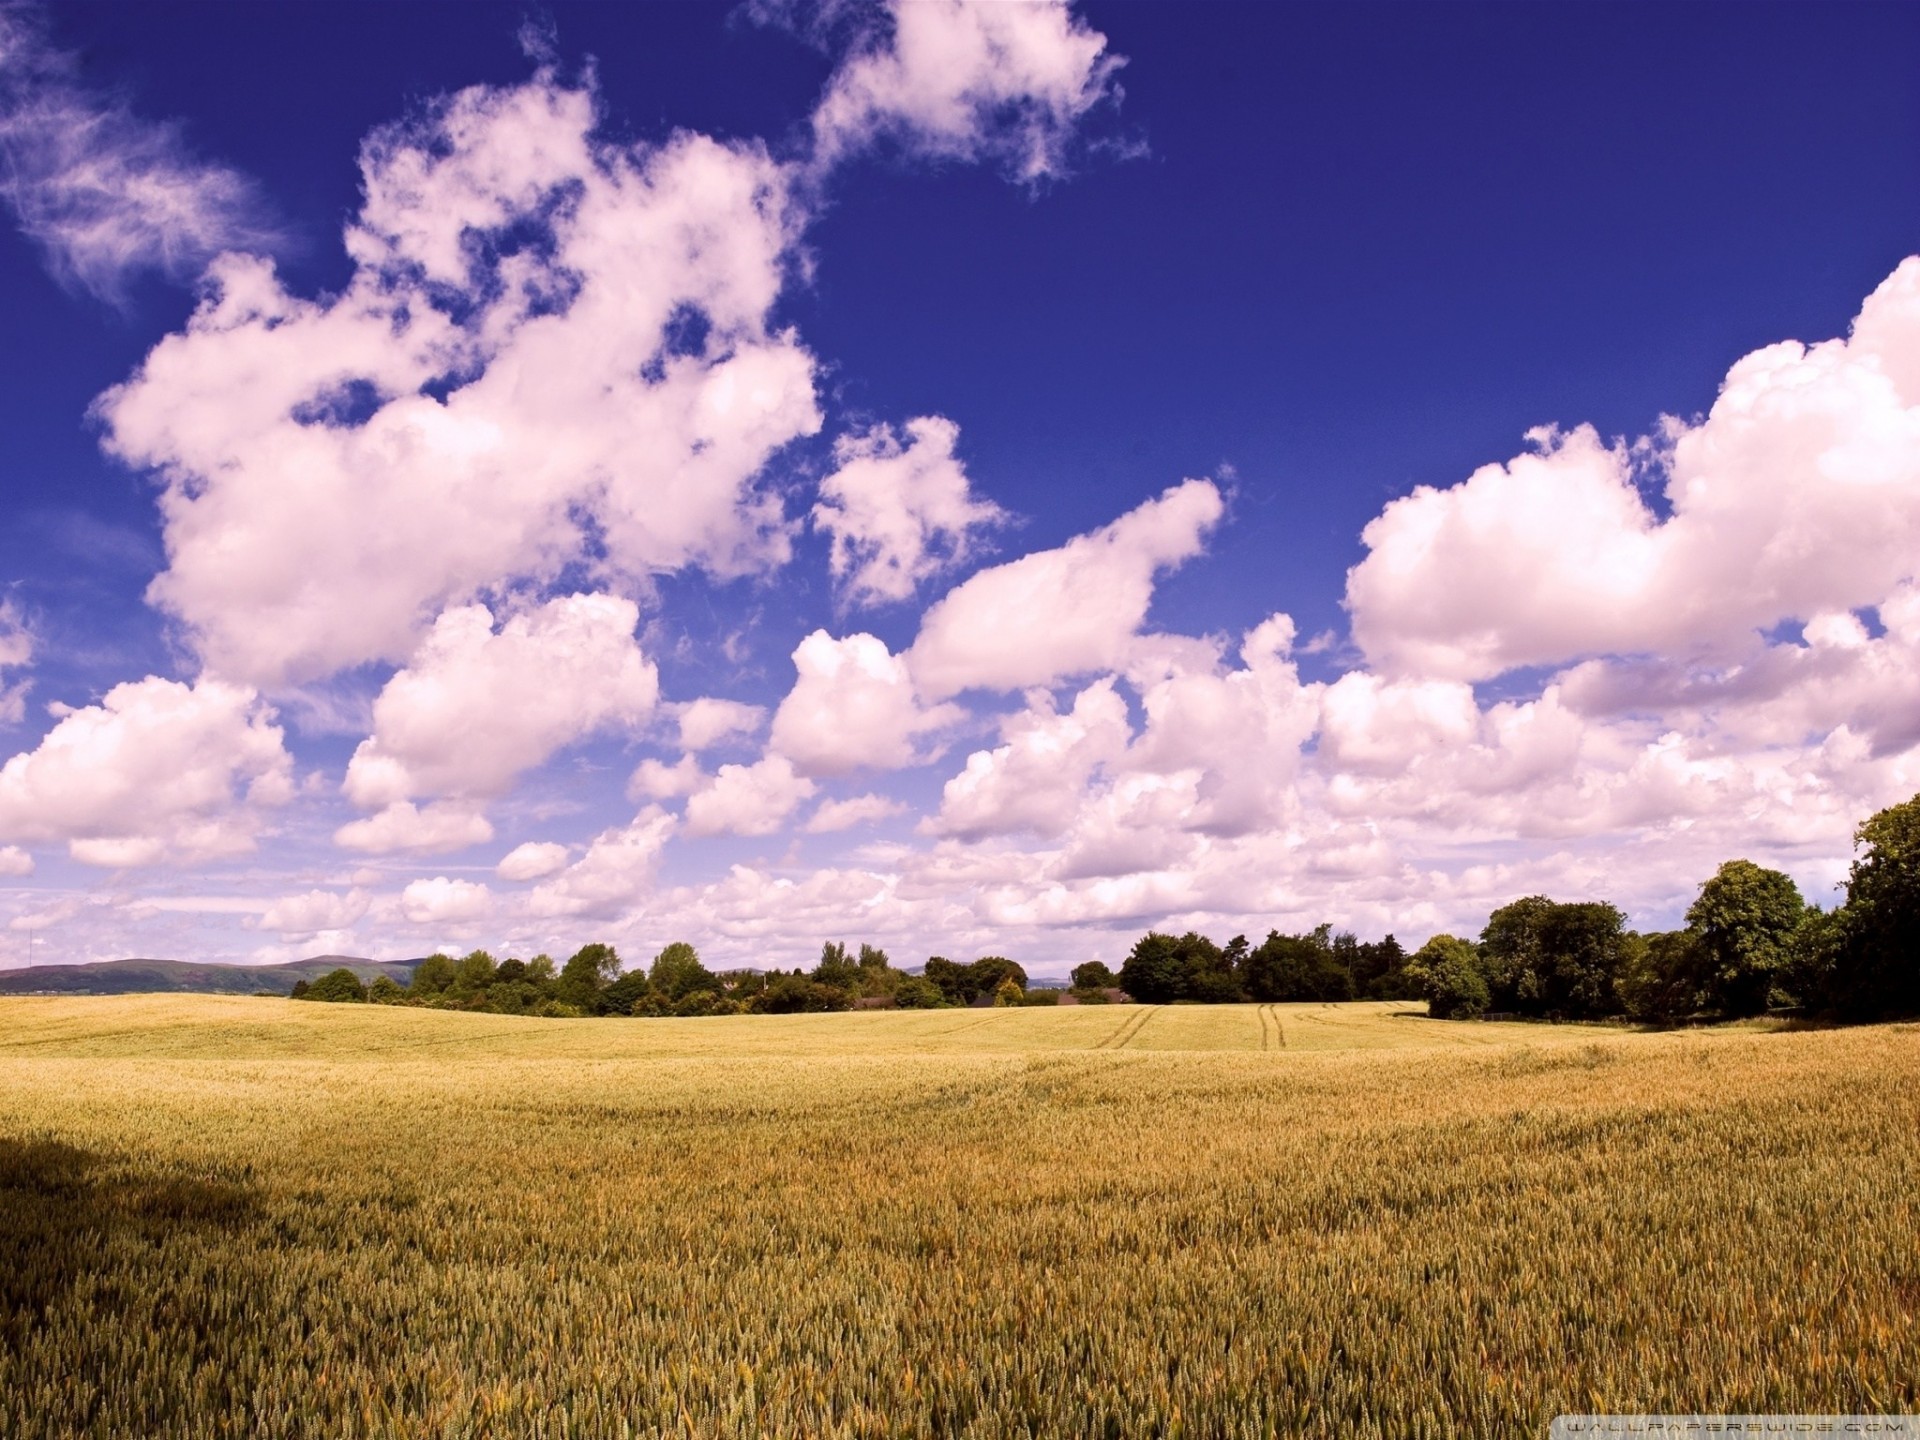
[301,967,368,1004]
[1408,936,1488,1020]
[1070,960,1115,990]
[893,976,949,1009]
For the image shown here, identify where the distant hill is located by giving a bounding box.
[0,955,423,997]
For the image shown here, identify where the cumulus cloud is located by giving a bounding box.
[933,678,1131,840]
[259,888,370,936]
[683,755,817,838]
[343,594,657,813]
[1348,258,1920,681]
[96,74,818,687]
[0,4,274,302]
[812,415,1004,605]
[808,0,1121,182]
[334,800,493,856]
[0,844,31,876]
[674,697,765,752]
[805,792,907,833]
[0,676,291,866]
[629,753,706,802]
[399,875,493,926]
[909,478,1223,698]
[495,840,570,882]
[769,629,961,775]
[527,807,674,918]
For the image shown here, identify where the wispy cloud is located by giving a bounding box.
[0,2,274,303]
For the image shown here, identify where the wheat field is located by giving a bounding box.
[1,995,1915,1438]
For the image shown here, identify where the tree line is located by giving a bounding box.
[1405,791,1920,1024]
[292,941,1058,1016]
[294,790,1920,1026]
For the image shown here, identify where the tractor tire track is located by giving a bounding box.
[1094,1006,1157,1050]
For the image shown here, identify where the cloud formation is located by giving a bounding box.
[0,677,290,866]
[813,415,1004,606]
[808,0,1122,181]
[0,4,273,302]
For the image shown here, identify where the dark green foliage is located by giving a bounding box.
[559,943,621,1012]
[410,954,457,997]
[601,969,652,1016]
[1618,930,1701,1023]
[301,967,367,1004]
[648,942,715,1002]
[758,975,852,1013]
[1480,897,1629,1018]
[452,950,497,994]
[288,979,310,999]
[1802,793,1920,1020]
[814,942,859,992]
[1406,936,1488,1019]
[1244,926,1351,1002]
[923,955,1027,1005]
[1685,860,1805,1016]
[893,976,949,1009]
[367,975,405,1005]
[1070,960,1115,991]
[1117,933,1187,1003]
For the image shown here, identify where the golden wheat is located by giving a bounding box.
[1,996,1914,1438]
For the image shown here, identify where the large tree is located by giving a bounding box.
[1481,897,1629,1018]
[1819,794,1920,1019]
[1406,935,1488,1019]
[1684,859,1805,1016]
[1244,926,1351,1003]
[647,942,716,1002]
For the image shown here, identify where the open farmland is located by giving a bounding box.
[2,997,1916,1438]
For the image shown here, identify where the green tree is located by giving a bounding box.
[1244,926,1351,1002]
[1070,960,1115,991]
[1406,935,1488,1019]
[1118,933,1185,1003]
[1685,859,1805,1016]
[367,974,405,1005]
[1480,897,1629,1018]
[893,976,948,1008]
[1820,793,1920,1019]
[559,943,621,1012]
[601,969,652,1015]
[991,976,1024,1007]
[410,953,457,997]
[814,942,859,992]
[452,949,497,994]
[303,967,368,1003]
[1617,929,1700,1023]
[648,941,715,1002]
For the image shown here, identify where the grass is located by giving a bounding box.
[2,996,1916,1438]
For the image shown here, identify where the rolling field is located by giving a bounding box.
[2,996,1916,1438]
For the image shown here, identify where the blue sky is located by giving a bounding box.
[0,0,1916,974]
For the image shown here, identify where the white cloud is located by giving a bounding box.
[805,793,907,833]
[1347,258,1920,681]
[808,0,1121,182]
[812,415,1004,605]
[932,678,1131,840]
[0,844,33,876]
[399,875,493,926]
[0,5,274,302]
[674,697,765,752]
[0,599,30,725]
[909,478,1223,699]
[343,594,657,811]
[260,888,371,935]
[629,753,706,802]
[334,800,494,856]
[0,676,291,866]
[97,74,818,687]
[683,754,817,838]
[527,807,674,918]
[495,840,570,882]
[769,629,960,776]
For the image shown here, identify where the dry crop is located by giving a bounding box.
[1,995,1915,1438]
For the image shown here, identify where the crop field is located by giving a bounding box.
[1,997,1916,1438]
